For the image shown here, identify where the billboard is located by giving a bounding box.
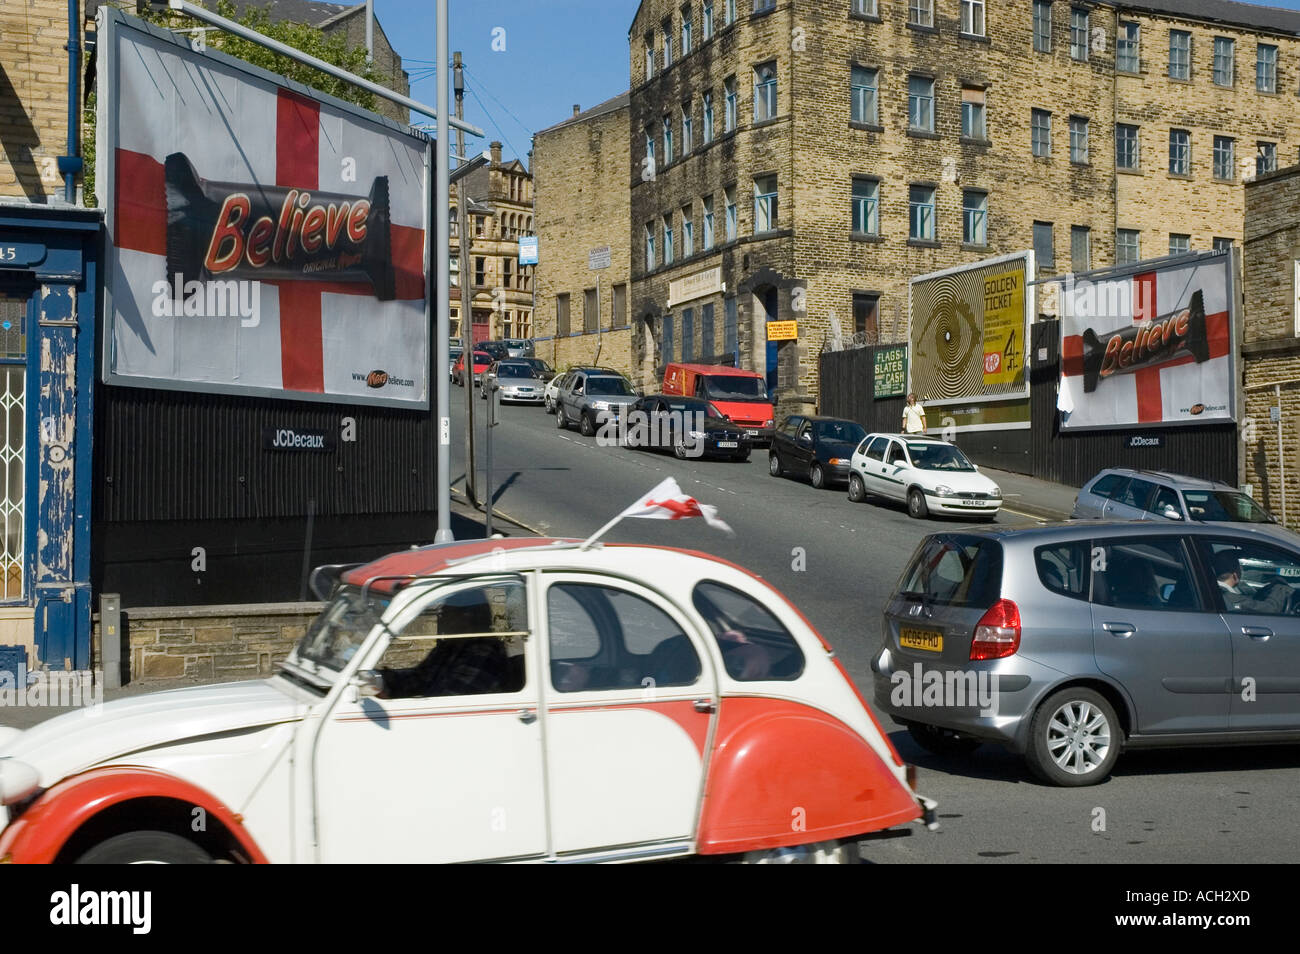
[98,8,431,408]
[908,251,1033,432]
[1054,251,1235,431]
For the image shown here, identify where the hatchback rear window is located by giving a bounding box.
[692,581,805,681]
[1035,541,1089,599]
[1090,473,1125,499]
[897,535,1003,608]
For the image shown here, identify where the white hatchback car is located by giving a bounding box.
[848,433,1002,520]
[543,373,565,413]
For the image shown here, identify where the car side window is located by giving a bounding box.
[693,581,805,681]
[887,441,908,466]
[1090,473,1125,500]
[1150,486,1181,517]
[547,582,701,692]
[374,581,528,699]
[1035,541,1089,599]
[1200,539,1300,617]
[1091,537,1202,611]
[573,375,585,395]
[1117,478,1157,511]
[797,421,812,441]
[780,416,801,437]
[865,437,886,462]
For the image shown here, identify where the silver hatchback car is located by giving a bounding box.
[873,522,1300,786]
[1072,468,1277,525]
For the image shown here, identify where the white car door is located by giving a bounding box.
[880,439,912,501]
[310,576,547,863]
[540,574,717,860]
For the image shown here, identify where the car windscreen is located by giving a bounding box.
[897,535,1003,608]
[703,375,768,401]
[663,397,710,415]
[496,364,533,378]
[587,376,634,396]
[813,420,866,444]
[1183,490,1275,523]
[294,586,390,675]
[906,442,976,472]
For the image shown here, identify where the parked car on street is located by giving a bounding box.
[518,357,554,381]
[543,372,565,413]
[453,350,492,387]
[502,338,534,358]
[1072,468,1278,526]
[0,538,934,862]
[449,344,463,381]
[769,416,867,489]
[482,361,545,404]
[555,370,639,436]
[477,340,510,363]
[663,363,775,446]
[848,433,1002,519]
[626,395,753,461]
[874,521,1300,786]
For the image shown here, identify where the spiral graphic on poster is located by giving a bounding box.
[909,271,983,401]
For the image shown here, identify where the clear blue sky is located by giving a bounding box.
[374,0,1300,164]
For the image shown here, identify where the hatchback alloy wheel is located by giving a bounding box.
[810,463,826,490]
[579,413,596,437]
[907,488,929,519]
[555,406,567,429]
[769,453,784,477]
[848,473,867,503]
[1027,687,1120,786]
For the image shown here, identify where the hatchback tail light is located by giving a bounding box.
[970,599,1021,660]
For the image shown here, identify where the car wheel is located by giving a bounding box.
[768,453,784,477]
[907,723,981,758]
[75,831,213,865]
[848,473,867,503]
[544,397,554,414]
[907,488,929,519]
[1026,687,1121,787]
[579,413,596,437]
[739,840,860,864]
[810,463,826,490]
[673,437,690,460]
[555,406,568,429]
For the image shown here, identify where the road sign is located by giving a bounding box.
[589,245,611,270]
[519,235,538,265]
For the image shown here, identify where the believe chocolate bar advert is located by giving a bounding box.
[1080,290,1208,393]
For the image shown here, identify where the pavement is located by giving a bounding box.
[981,466,1079,522]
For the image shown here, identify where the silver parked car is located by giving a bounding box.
[481,360,545,403]
[1072,468,1276,525]
[873,521,1300,786]
[555,370,638,436]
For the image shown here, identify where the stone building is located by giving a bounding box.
[450,141,536,343]
[626,0,1300,413]
[1242,162,1300,527]
[532,95,635,380]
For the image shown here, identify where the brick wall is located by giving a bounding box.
[322,10,409,124]
[0,0,74,201]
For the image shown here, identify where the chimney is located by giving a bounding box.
[572,104,581,117]
[490,141,502,166]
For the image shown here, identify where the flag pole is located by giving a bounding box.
[579,512,626,551]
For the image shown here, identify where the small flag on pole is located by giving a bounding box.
[581,476,733,549]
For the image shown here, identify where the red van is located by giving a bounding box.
[663,363,775,445]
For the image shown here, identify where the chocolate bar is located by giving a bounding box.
[1081,290,1208,393]
[164,152,395,300]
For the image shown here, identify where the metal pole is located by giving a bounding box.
[365,0,373,63]
[63,0,81,203]
[485,382,495,538]
[166,0,483,134]
[456,55,478,508]
[1278,383,1287,525]
[432,0,453,542]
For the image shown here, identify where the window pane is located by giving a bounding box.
[909,185,935,240]
[909,76,934,131]
[853,292,879,341]
[1071,226,1090,271]
[963,191,987,245]
[1213,136,1235,180]
[1070,7,1088,60]
[1213,37,1234,86]
[1117,229,1140,265]
[1069,116,1089,163]
[1258,44,1277,92]
[1169,234,1191,255]
[852,178,879,234]
[1032,109,1051,157]
[851,66,878,124]
[1092,538,1199,611]
[1034,221,1054,268]
[1169,130,1190,175]
[1033,0,1051,52]
[1207,541,1300,617]
[1169,30,1190,80]
[908,0,934,28]
[1117,124,1139,169]
[1117,21,1139,72]
[693,581,805,681]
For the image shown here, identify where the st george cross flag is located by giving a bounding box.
[622,477,734,534]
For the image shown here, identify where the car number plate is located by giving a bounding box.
[718,441,738,448]
[959,499,986,507]
[746,429,759,436]
[899,627,943,653]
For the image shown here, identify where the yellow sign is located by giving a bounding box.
[981,268,1025,386]
[766,320,798,341]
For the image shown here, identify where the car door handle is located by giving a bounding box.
[517,708,537,724]
[1241,626,1273,640]
[1102,622,1136,637]
[693,699,716,713]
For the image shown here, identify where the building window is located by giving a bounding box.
[1257,141,1277,176]
[908,0,934,28]
[961,0,985,37]
[645,34,655,79]
[1033,222,1055,269]
[1213,136,1235,181]
[754,62,778,122]
[584,287,599,333]
[961,86,986,139]
[1031,109,1051,157]
[725,186,737,240]
[1116,123,1139,169]
[754,0,775,12]
[645,223,656,269]
[724,76,738,132]
[725,0,736,26]
[1168,30,1190,80]
[1257,44,1278,92]
[724,297,738,359]
[1071,225,1091,271]
[557,293,571,336]
[475,216,484,237]
[681,5,692,54]
[1212,237,1234,253]
[703,1,714,38]
[664,214,675,265]
[682,101,693,152]
[961,190,987,245]
[612,284,627,328]
[703,195,716,248]
[701,302,715,357]
[682,307,695,362]
[852,0,878,15]
[1169,234,1191,256]
[474,256,485,286]
[662,18,673,67]
[1117,21,1139,72]
[1032,0,1051,53]
[851,65,878,125]
[1213,36,1235,86]
[1169,129,1190,175]
[754,175,778,233]
[908,75,935,132]
[853,293,880,342]
[1069,7,1088,61]
[703,92,715,142]
[662,314,674,364]
[1069,116,1089,164]
[449,255,459,286]
[645,126,656,168]
[682,204,695,256]
[909,185,936,241]
[1116,229,1140,265]
[664,115,674,163]
[852,178,879,235]
[502,256,512,289]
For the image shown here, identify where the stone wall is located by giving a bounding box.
[0,0,75,201]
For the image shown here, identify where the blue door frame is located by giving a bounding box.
[0,207,99,671]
